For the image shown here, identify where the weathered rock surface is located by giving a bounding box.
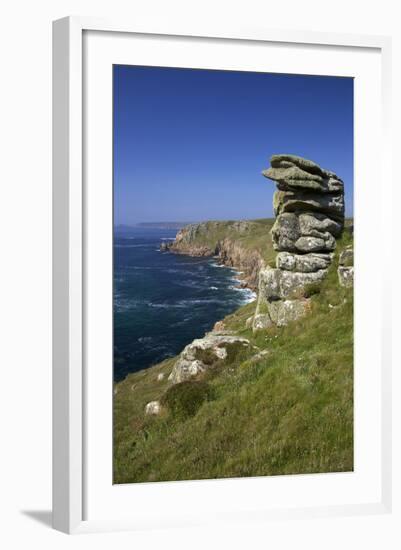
[267,299,311,327]
[271,212,338,252]
[338,266,354,287]
[216,237,265,290]
[273,189,345,222]
[266,154,344,194]
[338,245,354,287]
[276,251,333,273]
[259,266,327,300]
[298,212,342,238]
[213,320,226,332]
[145,401,162,415]
[253,154,345,330]
[339,246,354,267]
[295,234,335,252]
[271,213,300,251]
[253,312,273,331]
[168,333,250,384]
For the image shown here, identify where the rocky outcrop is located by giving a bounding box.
[168,333,250,384]
[338,246,354,287]
[161,220,265,290]
[253,154,345,329]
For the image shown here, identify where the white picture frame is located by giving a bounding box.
[52,16,392,534]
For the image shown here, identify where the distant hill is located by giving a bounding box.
[114,222,194,231]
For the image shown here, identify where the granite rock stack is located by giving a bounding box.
[253,154,345,329]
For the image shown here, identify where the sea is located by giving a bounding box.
[113,226,256,382]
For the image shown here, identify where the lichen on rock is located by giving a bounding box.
[168,333,250,384]
[338,245,354,287]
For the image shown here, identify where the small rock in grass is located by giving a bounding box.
[145,401,161,415]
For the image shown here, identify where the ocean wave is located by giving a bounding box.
[114,298,145,312]
[148,302,187,309]
[241,289,257,303]
[137,336,153,344]
[228,285,243,291]
[177,298,227,306]
[160,237,175,241]
[210,262,237,272]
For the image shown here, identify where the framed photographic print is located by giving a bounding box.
[52,17,392,534]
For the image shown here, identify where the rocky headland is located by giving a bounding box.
[160,219,271,290]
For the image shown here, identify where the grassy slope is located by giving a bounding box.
[113,228,353,484]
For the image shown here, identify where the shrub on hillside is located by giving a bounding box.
[161,381,213,420]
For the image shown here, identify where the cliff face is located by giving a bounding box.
[215,238,264,290]
[162,220,269,290]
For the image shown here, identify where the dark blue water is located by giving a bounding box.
[113,227,256,382]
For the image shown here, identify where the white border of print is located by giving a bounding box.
[53,17,392,534]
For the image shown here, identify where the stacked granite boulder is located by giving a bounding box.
[253,154,345,330]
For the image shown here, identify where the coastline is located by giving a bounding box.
[161,220,270,293]
[114,226,259,382]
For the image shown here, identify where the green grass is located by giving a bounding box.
[113,226,353,484]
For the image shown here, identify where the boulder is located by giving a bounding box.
[157,373,165,381]
[271,212,301,251]
[273,190,286,217]
[253,313,272,331]
[259,267,327,300]
[263,167,343,194]
[245,316,254,328]
[168,359,206,384]
[264,154,344,193]
[267,299,311,326]
[270,154,336,178]
[169,333,250,384]
[298,212,343,238]
[276,251,333,272]
[339,246,354,267]
[338,266,354,287]
[213,320,226,332]
[145,401,161,415]
[295,234,336,253]
[272,189,345,222]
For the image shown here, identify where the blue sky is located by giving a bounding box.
[113,65,353,224]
